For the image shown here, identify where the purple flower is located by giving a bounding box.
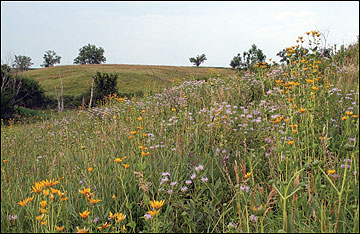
[181,186,188,192]
[349,138,356,142]
[201,177,208,183]
[93,217,100,223]
[144,213,152,219]
[167,189,173,195]
[190,174,196,180]
[343,159,352,163]
[8,214,17,221]
[249,214,257,222]
[161,177,169,183]
[162,172,171,177]
[228,222,235,228]
[185,180,192,185]
[170,181,178,187]
[195,165,204,172]
[240,185,250,193]
[340,164,350,168]
[265,152,271,157]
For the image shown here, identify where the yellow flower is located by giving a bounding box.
[112,194,117,199]
[319,136,327,140]
[352,114,359,118]
[18,199,28,207]
[89,198,101,204]
[43,189,50,196]
[297,108,307,114]
[98,222,111,230]
[289,124,298,129]
[287,140,294,145]
[171,108,176,112]
[122,164,130,169]
[51,188,59,194]
[41,220,48,226]
[122,225,126,232]
[148,210,160,217]
[342,116,348,120]
[76,227,88,233]
[244,172,252,179]
[137,116,142,121]
[113,115,117,120]
[42,179,60,187]
[57,191,66,197]
[60,197,68,201]
[2,159,8,163]
[31,182,44,193]
[114,158,122,163]
[327,170,336,174]
[79,187,91,196]
[88,167,93,172]
[345,111,354,116]
[39,208,47,214]
[130,131,137,135]
[150,200,165,210]
[36,214,45,221]
[311,86,318,91]
[55,226,65,231]
[79,209,90,218]
[137,126,144,130]
[141,151,150,157]
[40,200,47,208]
[115,213,126,222]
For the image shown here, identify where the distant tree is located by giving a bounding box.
[189,54,207,67]
[230,44,266,70]
[12,55,33,71]
[73,43,106,65]
[41,50,61,67]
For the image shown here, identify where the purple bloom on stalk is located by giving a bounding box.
[249,214,257,222]
[93,217,100,223]
[161,177,169,183]
[170,181,178,187]
[340,164,350,169]
[201,177,208,183]
[181,186,188,192]
[349,138,356,142]
[228,222,235,228]
[161,172,170,177]
[265,152,271,157]
[167,189,173,195]
[195,165,204,172]
[185,180,192,185]
[8,214,17,221]
[343,159,352,163]
[190,174,196,180]
[144,213,152,219]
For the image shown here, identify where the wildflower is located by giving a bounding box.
[137,117,142,121]
[327,170,336,174]
[55,226,65,231]
[161,172,171,177]
[345,111,354,116]
[88,167,93,172]
[79,188,91,196]
[60,197,68,201]
[40,200,47,208]
[93,217,100,223]
[311,86,318,91]
[31,182,44,193]
[190,174,196,180]
[342,116,348,120]
[287,140,294,145]
[185,180,192,185]
[144,213,152,219]
[89,198,101,204]
[36,214,45,221]
[115,213,126,222]
[297,108,307,114]
[39,208,47,214]
[2,160,7,163]
[43,189,50,196]
[122,164,130,168]
[57,191,66,197]
[181,186,188,192]
[112,194,117,199]
[42,179,60,187]
[195,165,204,172]
[148,210,160,217]
[240,185,250,193]
[122,225,126,232]
[80,146,86,150]
[114,158,123,163]
[167,189,173,195]
[249,214,257,222]
[150,200,165,210]
[201,177,208,183]
[141,151,150,157]
[50,188,59,194]
[171,108,176,112]
[130,131,137,135]
[79,209,90,218]
[170,182,178,187]
[305,79,314,84]
[228,222,235,228]
[98,222,111,230]
[76,227,88,233]
[41,220,48,226]
[244,172,252,179]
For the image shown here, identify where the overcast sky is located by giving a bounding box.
[1,1,359,68]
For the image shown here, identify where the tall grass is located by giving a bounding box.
[1,31,359,233]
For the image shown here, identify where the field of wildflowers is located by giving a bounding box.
[1,31,359,233]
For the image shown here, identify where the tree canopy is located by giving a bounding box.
[73,43,106,65]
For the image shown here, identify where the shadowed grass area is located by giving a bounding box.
[22,64,237,96]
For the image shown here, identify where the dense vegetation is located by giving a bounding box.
[1,31,359,233]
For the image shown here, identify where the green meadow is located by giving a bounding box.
[1,31,359,233]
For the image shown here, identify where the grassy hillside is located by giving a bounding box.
[22,64,237,97]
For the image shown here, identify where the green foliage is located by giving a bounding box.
[12,55,34,71]
[230,44,266,71]
[189,54,207,67]
[1,65,46,119]
[73,43,106,65]
[41,50,61,67]
[90,71,119,106]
